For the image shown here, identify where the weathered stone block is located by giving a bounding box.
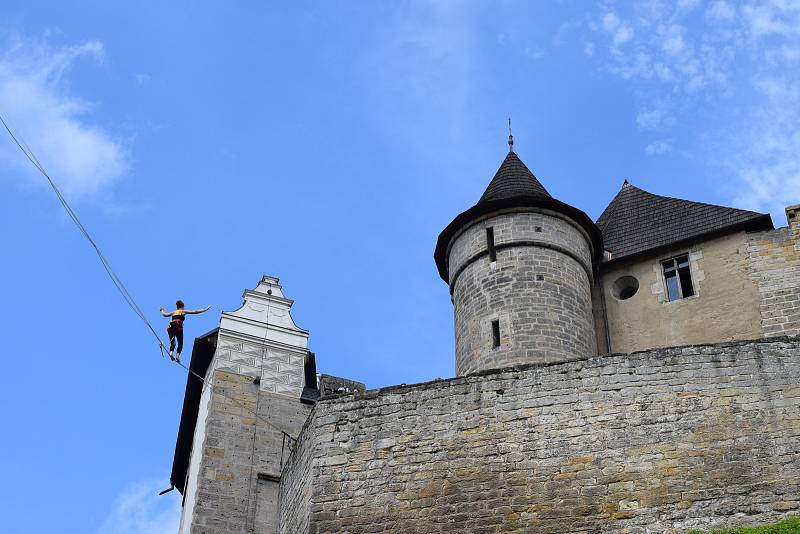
[279,337,800,534]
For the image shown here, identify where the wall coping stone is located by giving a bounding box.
[316,334,800,404]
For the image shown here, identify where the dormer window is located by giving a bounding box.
[662,254,694,301]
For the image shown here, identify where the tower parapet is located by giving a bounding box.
[435,149,603,375]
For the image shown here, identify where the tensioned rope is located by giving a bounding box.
[0,114,166,352]
[246,298,270,534]
[0,112,299,441]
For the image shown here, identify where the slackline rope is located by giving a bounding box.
[0,112,298,442]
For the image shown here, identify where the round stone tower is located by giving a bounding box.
[435,142,603,376]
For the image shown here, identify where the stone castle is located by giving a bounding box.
[170,142,800,533]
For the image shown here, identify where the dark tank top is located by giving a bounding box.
[171,312,186,326]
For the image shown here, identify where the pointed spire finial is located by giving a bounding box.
[507,118,514,153]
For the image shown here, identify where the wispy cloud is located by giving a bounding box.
[0,36,128,200]
[97,480,181,534]
[602,12,634,52]
[592,6,735,94]
[584,0,800,220]
[646,139,673,155]
[733,76,800,216]
[637,102,674,130]
[706,1,736,23]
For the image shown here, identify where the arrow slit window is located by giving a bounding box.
[486,227,497,262]
[491,319,500,348]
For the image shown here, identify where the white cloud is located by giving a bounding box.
[584,1,800,219]
[589,4,741,97]
[613,25,635,48]
[637,108,663,129]
[781,44,800,61]
[602,12,634,52]
[741,1,800,41]
[645,139,673,154]
[732,76,800,220]
[584,42,596,56]
[135,73,151,85]
[524,47,545,59]
[661,25,687,55]
[636,102,674,130]
[707,1,736,22]
[677,0,701,13]
[97,480,181,534]
[0,36,127,200]
[602,12,620,31]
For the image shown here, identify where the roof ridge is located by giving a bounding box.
[634,183,764,215]
[596,181,631,233]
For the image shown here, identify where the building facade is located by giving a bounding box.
[171,276,362,534]
[172,147,800,533]
[595,181,800,354]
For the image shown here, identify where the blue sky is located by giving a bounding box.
[1,1,798,532]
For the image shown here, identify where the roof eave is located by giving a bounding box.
[601,214,774,266]
[435,197,604,282]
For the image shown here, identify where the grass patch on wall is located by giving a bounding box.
[688,518,800,534]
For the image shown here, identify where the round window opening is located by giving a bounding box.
[612,275,639,300]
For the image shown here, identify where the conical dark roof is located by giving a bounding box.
[598,181,773,262]
[479,152,551,202]
[434,151,603,282]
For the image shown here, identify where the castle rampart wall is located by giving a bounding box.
[448,210,596,374]
[279,336,800,534]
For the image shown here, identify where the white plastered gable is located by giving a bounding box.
[213,275,309,398]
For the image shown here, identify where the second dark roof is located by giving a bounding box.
[597,181,773,262]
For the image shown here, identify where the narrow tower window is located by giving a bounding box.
[662,254,695,301]
[486,227,497,262]
[491,319,500,348]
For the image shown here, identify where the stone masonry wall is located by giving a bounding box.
[279,336,800,534]
[448,210,596,374]
[600,231,763,354]
[277,411,315,534]
[189,370,311,534]
[747,212,800,338]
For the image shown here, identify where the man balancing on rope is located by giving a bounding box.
[159,300,212,363]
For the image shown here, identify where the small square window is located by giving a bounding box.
[662,254,694,301]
